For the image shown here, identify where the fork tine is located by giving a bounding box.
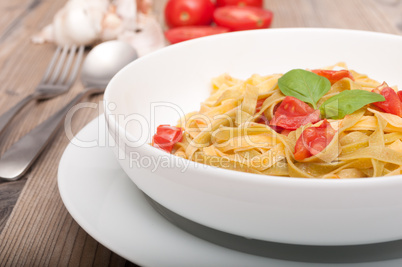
[57,45,78,85]
[65,45,85,88]
[47,45,70,85]
[40,46,62,83]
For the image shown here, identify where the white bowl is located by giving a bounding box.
[104,28,402,246]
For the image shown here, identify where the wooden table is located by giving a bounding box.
[0,0,401,266]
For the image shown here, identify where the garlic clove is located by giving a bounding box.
[118,13,165,57]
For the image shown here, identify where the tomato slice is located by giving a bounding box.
[165,26,230,44]
[213,6,273,31]
[311,69,354,85]
[398,91,402,102]
[372,86,402,116]
[152,125,183,153]
[255,98,266,113]
[255,113,269,125]
[269,96,321,130]
[294,120,336,161]
[216,0,263,7]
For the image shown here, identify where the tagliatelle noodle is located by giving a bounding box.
[171,63,402,178]
[253,90,285,121]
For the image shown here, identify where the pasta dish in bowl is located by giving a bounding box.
[104,28,402,245]
[152,63,402,178]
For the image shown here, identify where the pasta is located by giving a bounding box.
[154,63,402,179]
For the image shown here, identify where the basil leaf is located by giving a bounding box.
[278,69,331,109]
[320,90,385,119]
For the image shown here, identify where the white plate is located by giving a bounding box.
[58,116,402,267]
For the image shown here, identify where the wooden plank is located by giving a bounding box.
[268,0,401,34]
[0,0,139,265]
[0,178,26,232]
[372,0,402,34]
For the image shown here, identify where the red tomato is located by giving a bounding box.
[216,0,263,7]
[294,120,336,161]
[280,129,292,136]
[164,0,215,28]
[255,98,270,124]
[269,96,321,130]
[256,113,269,124]
[213,6,273,31]
[255,98,266,113]
[398,91,402,102]
[165,26,230,44]
[311,69,354,85]
[372,86,402,116]
[152,125,183,153]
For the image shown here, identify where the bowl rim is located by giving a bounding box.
[104,27,402,185]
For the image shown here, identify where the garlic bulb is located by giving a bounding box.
[33,0,110,45]
[32,0,165,57]
[101,0,137,41]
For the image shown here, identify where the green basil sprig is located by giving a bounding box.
[278,68,386,120]
[278,69,331,109]
[319,90,385,119]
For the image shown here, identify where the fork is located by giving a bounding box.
[0,45,85,136]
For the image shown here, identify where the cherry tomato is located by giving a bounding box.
[152,125,183,153]
[213,6,273,31]
[255,98,266,113]
[164,0,215,28]
[269,96,321,130]
[311,69,354,85]
[372,86,402,117]
[398,91,402,102]
[165,26,230,44]
[256,113,269,124]
[280,129,292,136]
[255,98,271,124]
[294,120,336,161]
[216,0,263,7]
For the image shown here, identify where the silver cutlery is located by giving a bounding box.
[0,45,85,136]
[0,41,137,181]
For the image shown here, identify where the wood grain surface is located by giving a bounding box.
[0,0,401,266]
